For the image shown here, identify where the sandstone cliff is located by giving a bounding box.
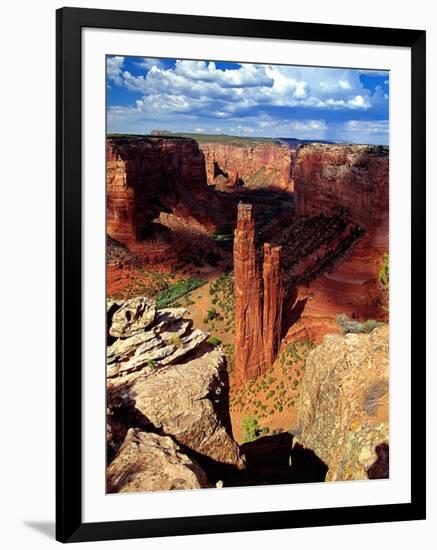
[294,143,389,232]
[200,141,293,192]
[275,143,390,342]
[107,296,243,493]
[107,137,225,253]
[294,325,389,481]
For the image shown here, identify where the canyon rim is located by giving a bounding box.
[105,55,390,493]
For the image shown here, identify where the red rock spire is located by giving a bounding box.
[234,203,265,384]
[263,243,284,368]
[233,203,284,385]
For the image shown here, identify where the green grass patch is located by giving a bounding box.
[156,278,205,308]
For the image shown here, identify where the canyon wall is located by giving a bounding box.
[200,141,293,192]
[234,203,284,384]
[282,143,390,342]
[106,136,223,249]
[294,143,389,236]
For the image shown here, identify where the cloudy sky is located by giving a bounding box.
[107,56,389,145]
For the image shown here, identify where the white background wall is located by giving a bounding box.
[0,0,434,548]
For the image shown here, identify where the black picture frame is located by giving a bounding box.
[56,6,426,543]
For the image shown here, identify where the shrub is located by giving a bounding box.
[170,335,182,347]
[336,313,384,335]
[206,307,218,321]
[207,336,222,347]
[242,415,261,443]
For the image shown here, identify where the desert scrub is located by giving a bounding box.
[336,313,384,335]
[206,307,218,321]
[156,278,205,308]
[207,336,222,347]
[169,335,182,347]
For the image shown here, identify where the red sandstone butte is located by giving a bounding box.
[200,141,293,192]
[263,243,284,367]
[106,136,223,249]
[234,203,265,383]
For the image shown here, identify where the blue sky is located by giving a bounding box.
[107,56,389,145]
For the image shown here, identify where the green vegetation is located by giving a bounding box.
[241,415,269,443]
[156,278,205,308]
[176,132,280,146]
[336,313,384,335]
[379,252,389,292]
[211,229,234,242]
[207,273,235,331]
[169,335,182,347]
[206,307,219,321]
[230,339,315,424]
[207,336,222,347]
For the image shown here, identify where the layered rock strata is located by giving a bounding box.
[107,296,243,492]
[294,144,389,232]
[281,144,389,341]
[200,141,293,192]
[294,325,389,481]
[106,137,224,251]
[234,203,284,383]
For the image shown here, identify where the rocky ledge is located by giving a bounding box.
[107,429,210,493]
[107,297,243,493]
[294,325,389,481]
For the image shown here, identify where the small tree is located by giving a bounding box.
[242,415,260,443]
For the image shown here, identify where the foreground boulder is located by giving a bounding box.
[107,298,243,474]
[294,325,389,481]
[107,429,210,493]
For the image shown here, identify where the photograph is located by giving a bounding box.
[105,55,390,494]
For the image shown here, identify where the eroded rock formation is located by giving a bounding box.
[200,141,293,192]
[294,325,389,481]
[107,429,210,493]
[234,203,265,382]
[107,297,243,492]
[106,137,225,256]
[234,204,284,383]
[263,243,284,367]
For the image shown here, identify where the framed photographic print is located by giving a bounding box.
[56,7,426,543]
